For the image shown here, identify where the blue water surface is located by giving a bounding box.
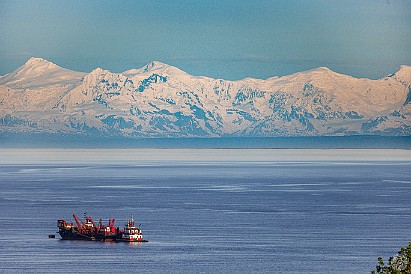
[0,149,410,273]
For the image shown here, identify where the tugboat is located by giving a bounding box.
[57,213,147,242]
[120,215,147,242]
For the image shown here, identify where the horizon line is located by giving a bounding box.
[3,56,410,82]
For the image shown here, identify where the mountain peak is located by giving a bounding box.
[89,67,109,75]
[82,68,113,85]
[143,61,170,72]
[309,66,335,73]
[23,57,59,70]
[282,66,338,80]
[123,60,187,77]
[0,57,85,88]
[392,65,411,84]
[123,61,170,76]
[386,65,411,84]
[27,57,46,63]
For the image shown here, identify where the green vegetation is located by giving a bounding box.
[372,242,411,274]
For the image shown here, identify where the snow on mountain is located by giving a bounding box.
[267,66,408,116]
[387,65,411,85]
[123,61,188,78]
[0,57,85,89]
[0,58,410,137]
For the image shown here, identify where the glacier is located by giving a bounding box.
[0,57,410,137]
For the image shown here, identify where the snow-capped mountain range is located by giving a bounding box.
[1,57,410,137]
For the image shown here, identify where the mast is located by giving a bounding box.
[108,218,115,228]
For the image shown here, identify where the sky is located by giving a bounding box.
[0,0,410,80]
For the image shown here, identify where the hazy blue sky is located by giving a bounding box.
[0,0,410,80]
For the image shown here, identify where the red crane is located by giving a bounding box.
[73,214,83,228]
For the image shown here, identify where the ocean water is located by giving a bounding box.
[0,149,410,273]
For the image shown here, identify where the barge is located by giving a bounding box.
[57,213,147,242]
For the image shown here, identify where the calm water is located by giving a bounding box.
[0,149,410,273]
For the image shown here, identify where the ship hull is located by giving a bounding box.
[59,229,117,241]
[59,229,94,240]
[119,238,149,243]
[58,229,148,242]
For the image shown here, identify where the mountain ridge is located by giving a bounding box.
[4,57,410,84]
[0,57,410,137]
